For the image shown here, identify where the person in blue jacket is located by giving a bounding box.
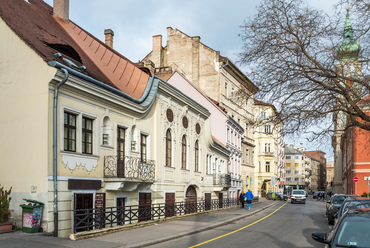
[244,188,254,210]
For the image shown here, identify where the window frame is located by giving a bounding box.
[165,129,172,167]
[82,117,93,154]
[64,112,77,152]
[181,135,187,170]
[194,140,199,172]
[140,133,147,162]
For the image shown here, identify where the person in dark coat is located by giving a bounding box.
[239,192,245,208]
[244,188,254,210]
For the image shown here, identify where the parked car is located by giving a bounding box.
[327,194,358,225]
[313,191,319,199]
[326,195,334,216]
[291,190,306,204]
[312,208,370,247]
[266,192,277,200]
[334,197,370,226]
[275,192,288,201]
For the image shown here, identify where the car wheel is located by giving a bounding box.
[328,216,334,225]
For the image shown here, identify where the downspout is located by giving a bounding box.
[53,68,69,237]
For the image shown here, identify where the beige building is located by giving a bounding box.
[142,27,259,196]
[253,100,282,195]
[326,161,334,189]
[284,146,311,192]
[0,0,229,237]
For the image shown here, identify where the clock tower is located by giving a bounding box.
[332,8,362,194]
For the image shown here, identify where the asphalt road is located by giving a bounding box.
[149,197,330,248]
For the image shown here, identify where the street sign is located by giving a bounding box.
[354,177,359,182]
[324,183,328,187]
[280,181,283,185]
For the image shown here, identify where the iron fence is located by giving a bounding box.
[104,155,155,181]
[72,197,249,233]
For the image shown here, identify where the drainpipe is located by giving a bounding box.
[53,68,69,237]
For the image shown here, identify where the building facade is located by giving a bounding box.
[141,27,258,196]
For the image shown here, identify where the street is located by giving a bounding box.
[149,197,330,248]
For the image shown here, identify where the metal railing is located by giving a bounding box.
[104,156,155,181]
[72,198,239,233]
[213,173,232,187]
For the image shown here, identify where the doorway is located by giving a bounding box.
[74,193,93,232]
[117,198,125,225]
[185,186,197,214]
[165,193,175,217]
[139,192,152,222]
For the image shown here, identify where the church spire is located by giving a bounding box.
[337,8,361,63]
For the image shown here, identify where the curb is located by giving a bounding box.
[124,201,278,248]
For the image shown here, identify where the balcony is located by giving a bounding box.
[104,156,155,191]
[213,173,231,191]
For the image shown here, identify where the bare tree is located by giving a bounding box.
[238,0,370,140]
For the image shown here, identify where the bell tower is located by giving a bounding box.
[332,8,362,194]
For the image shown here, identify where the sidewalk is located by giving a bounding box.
[0,198,277,248]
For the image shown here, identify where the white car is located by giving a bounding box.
[291,190,306,204]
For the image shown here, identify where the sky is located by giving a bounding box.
[43,0,340,159]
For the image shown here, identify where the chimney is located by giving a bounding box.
[152,35,162,51]
[104,29,114,48]
[167,27,173,41]
[53,0,69,20]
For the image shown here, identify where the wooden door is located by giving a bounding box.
[205,193,211,211]
[186,186,197,214]
[218,192,223,209]
[139,193,152,222]
[165,193,175,217]
[74,193,93,232]
[117,198,125,225]
[117,127,125,178]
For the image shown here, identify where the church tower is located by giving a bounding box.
[332,8,362,194]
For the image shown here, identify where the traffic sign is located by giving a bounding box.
[354,177,359,182]
[280,181,283,185]
[324,183,328,187]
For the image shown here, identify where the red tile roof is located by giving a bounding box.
[0,0,150,100]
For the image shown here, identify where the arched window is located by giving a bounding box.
[182,135,187,169]
[166,130,172,167]
[195,140,199,171]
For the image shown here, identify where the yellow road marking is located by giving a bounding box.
[188,202,288,248]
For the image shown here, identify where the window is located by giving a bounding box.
[141,134,147,162]
[224,82,228,96]
[181,135,187,169]
[295,170,299,175]
[286,170,291,174]
[261,112,266,118]
[64,112,76,152]
[266,162,270,172]
[264,125,271,133]
[166,130,172,167]
[231,87,234,99]
[286,178,291,182]
[295,178,299,182]
[295,163,299,167]
[294,156,299,159]
[286,163,291,167]
[195,141,199,172]
[82,117,93,154]
[246,149,249,163]
[265,143,271,152]
[286,156,291,159]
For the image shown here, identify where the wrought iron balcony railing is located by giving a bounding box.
[104,156,155,181]
[213,173,232,187]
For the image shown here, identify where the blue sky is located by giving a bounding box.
[43,0,339,159]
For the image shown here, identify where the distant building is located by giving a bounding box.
[326,161,334,190]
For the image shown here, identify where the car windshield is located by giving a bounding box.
[343,202,370,215]
[335,220,370,247]
[333,196,347,204]
[292,190,304,195]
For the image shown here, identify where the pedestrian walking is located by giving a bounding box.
[244,188,254,210]
[239,192,245,208]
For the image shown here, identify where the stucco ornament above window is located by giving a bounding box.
[61,153,98,174]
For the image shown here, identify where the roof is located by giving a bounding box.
[0,0,150,100]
